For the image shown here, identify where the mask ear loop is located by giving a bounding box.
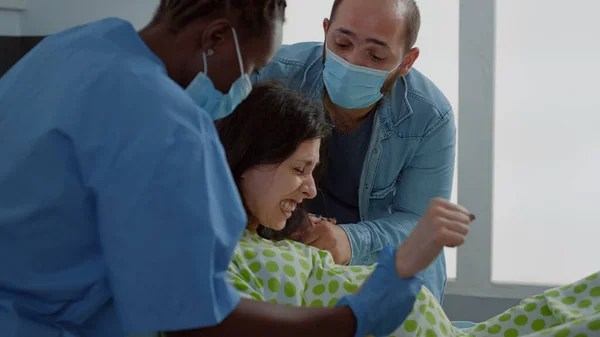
[202,51,209,75]
[392,53,409,74]
[231,27,245,77]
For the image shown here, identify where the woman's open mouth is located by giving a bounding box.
[280,199,297,218]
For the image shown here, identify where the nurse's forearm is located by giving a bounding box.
[167,298,357,337]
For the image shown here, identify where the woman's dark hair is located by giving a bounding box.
[216,82,330,241]
[152,0,287,37]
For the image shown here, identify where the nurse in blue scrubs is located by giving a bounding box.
[0,1,430,337]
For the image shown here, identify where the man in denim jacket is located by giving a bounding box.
[252,0,455,302]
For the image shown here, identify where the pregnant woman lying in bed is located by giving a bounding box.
[215,83,600,337]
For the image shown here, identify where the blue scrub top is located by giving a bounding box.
[0,18,246,336]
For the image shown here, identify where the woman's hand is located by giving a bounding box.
[332,200,472,337]
[395,198,475,279]
[301,214,351,265]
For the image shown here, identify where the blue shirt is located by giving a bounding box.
[0,18,246,336]
[253,42,456,303]
[307,110,375,224]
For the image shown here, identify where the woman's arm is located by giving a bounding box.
[166,245,420,337]
[166,299,356,337]
[182,197,473,337]
[165,240,356,337]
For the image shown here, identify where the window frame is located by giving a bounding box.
[446,0,551,299]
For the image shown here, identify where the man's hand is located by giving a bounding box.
[395,198,475,278]
[300,214,352,265]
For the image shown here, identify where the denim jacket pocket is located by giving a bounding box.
[369,183,397,217]
[370,182,396,200]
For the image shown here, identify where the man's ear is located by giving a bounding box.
[323,18,330,36]
[399,47,420,76]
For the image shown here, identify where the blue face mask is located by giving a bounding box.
[323,48,401,110]
[185,27,252,120]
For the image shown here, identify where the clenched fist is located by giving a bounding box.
[395,198,475,279]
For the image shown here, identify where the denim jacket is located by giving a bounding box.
[252,42,456,302]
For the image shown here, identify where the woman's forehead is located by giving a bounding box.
[289,139,321,162]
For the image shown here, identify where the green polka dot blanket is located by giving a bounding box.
[228,230,600,337]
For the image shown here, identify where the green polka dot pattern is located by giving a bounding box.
[458,272,600,337]
[225,232,600,337]
[283,264,296,277]
[312,284,326,296]
[329,280,339,294]
[404,320,419,332]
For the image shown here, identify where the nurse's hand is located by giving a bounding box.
[335,246,422,337]
[395,198,474,278]
[301,214,351,265]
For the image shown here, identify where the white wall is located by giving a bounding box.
[18,0,334,41]
[282,0,332,44]
[0,10,21,35]
[19,0,158,36]
[0,0,26,36]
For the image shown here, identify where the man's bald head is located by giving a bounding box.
[329,0,421,50]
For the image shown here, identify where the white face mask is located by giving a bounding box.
[185,27,252,120]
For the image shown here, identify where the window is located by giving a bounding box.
[492,0,600,286]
